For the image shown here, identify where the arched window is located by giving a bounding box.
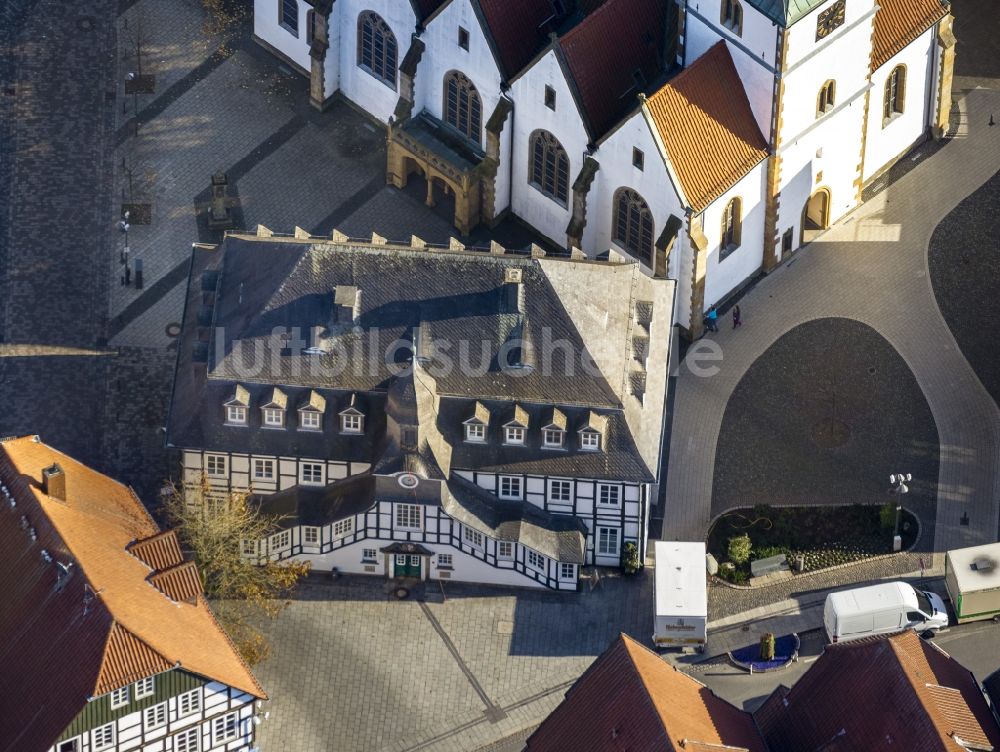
[529,131,570,205]
[357,12,397,89]
[721,0,743,35]
[444,71,483,144]
[817,80,835,117]
[613,188,654,261]
[721,197,742,258]
[884,65,906,123]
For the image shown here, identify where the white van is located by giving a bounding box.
[823,582,948,643]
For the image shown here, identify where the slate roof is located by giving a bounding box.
[872,0,948,70]
[558,0,670,140]
[753,630,1000,752]
[0,437,263,752]
[410,0,448,22]
[526,634,767,751]
[744,0,829,26]
[645,41,769,213]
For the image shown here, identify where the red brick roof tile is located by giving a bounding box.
[526,634,767,752]
[872,0,948,70]
[645,41,769,212]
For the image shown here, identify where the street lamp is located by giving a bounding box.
[889,472,912,544]
[118,211,131,284]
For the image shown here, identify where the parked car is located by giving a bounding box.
[823,581,948,643]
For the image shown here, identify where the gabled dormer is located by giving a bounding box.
[578,410,607,452]
[541,407,567,449]
[503,404,529,446]
[260,387,288,429]
[298,390,326,431]
[339,393,365,434]
[223,384,250,426]
[463,401,490,443]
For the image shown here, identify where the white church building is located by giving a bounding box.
[252,0,955,337]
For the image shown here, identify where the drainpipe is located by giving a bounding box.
[506,98,515,215]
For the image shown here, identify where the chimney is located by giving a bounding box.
[42,464,66,501]
[503,268,524,314]
[334,285,360,325]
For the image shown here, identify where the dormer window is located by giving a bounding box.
[342,414,363,434]
[543,429,564,447]
[505,427,525,445]
[263,408,284,427]
[226,406,247,425]
[465,424,486,442]
[542,407,567,449]
[580,430,600,451]
[300,410,321,430]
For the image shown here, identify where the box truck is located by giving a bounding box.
[653,541,708,650]
[823,581,948,643]
[945,543,1000,623]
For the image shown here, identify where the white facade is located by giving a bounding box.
[49,679,256,752]
[253,0,313,73]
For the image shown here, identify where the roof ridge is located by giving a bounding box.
[194,594,267,699]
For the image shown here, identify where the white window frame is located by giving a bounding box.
[333,518,353,539]
[362,547,377,561]
[225,405,247,425]
[437,553,453,568]
[253,458,275,481]
[550,479,572,503]
[463,526,483,549]
[499,476,522,500]
[272,530,291,550]
[465,423,486,442]
[134,676,154,699]
[144,702,167,730]
[597,527,620,556]
[213,712,240,744]
[504,426,525,445]
[598,484,621,506]
[396,503,422,530]
[301,462,324,485]
[174,727,200,752]
[303,526,320,545]
[300,410,322,430]
[526,549,545,571]
[580,430,600,451]
[262,407,284,427]
[543,429,564,448]
[109,686,129,709]
[57,740,80,752]
[242,539,258,556]
[560,563,576,580]
[177,688,201,717]
[341,413,364,434]
[497,541,513,559]
[91,724,116,751]
[205,455,226,477]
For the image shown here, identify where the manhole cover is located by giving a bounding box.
[868,366,877,375]
[812,418,851,449]
[77,17,94,30]
[165,322,182,337]
[394,587,410,599]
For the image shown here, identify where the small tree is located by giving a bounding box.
[759,632,775,661]
[164,481,310,665]
[621,542,641,575]
[880,501,897,531]
[728,533,752,566]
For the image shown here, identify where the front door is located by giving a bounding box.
[394,554,421,578]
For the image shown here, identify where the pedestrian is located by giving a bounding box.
[732,304,742,329]
[705,305,719,333]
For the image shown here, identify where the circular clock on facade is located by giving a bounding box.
[397,473,419,489]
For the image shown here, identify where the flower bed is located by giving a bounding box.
[708,504,919,584]
[729,634,800,672]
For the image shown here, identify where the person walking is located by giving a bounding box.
[705,305,719,333]
[732,304,742,329]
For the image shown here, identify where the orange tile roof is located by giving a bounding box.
[128,528,184,569]
[149,560,204,604]
[0,436,264,752]
[872,0,948,70]
[645,41,769,213]
[526,634,767,752]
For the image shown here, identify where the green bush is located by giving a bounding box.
[728,533,752,565]
[751,545,786,561]
[759,632,775,661]
[880,502,897,531]
[621,542,641,575]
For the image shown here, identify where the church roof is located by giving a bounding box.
[645,42,769,213]
[744,0,829,26]
[872,0,949,70]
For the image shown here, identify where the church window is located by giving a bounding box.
[544,85,556,110]
[883,65,906,124]
[721,197,742,259]
[817,80,836,117]
[280,0,298,35]
[444,71,482,144]
[721,0,743,36]
[458,27,470,50]
[358,11,397,89]
[612,188,654,263]
[529,130,570,205]
[632,147,644,170]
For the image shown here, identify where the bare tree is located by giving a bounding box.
[164,481,310,665]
